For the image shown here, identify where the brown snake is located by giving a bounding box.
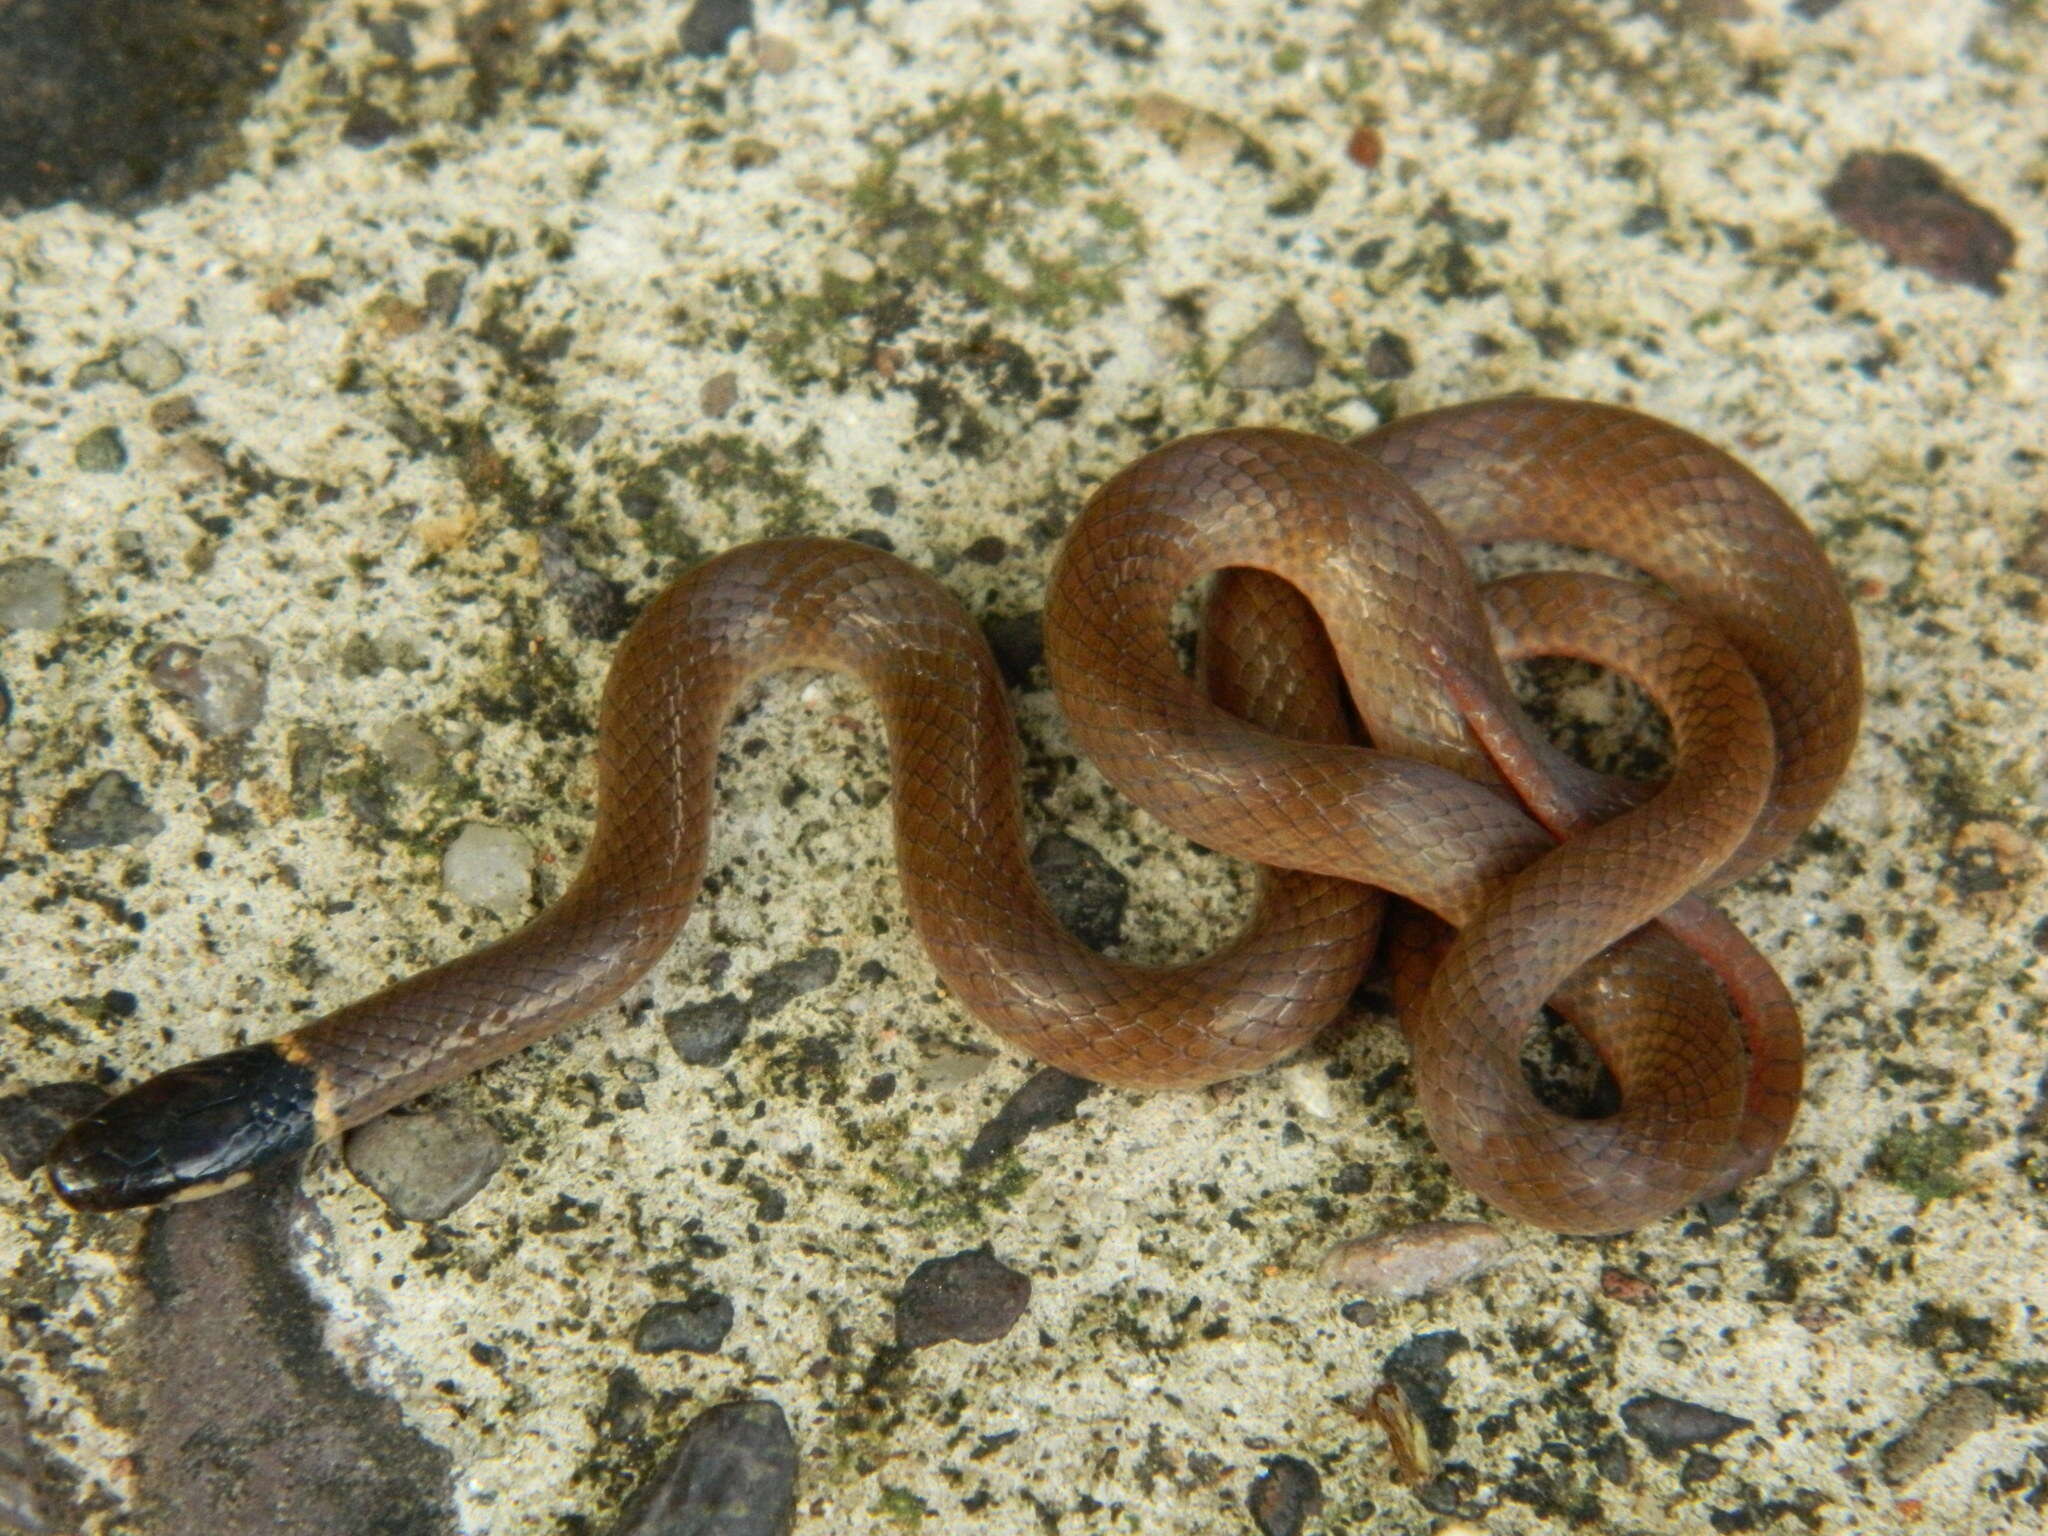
[47,396,1860,1234]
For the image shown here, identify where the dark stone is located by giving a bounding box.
[1330,1161,1373,1195]
[747,948,840,1018]
[1363,331,1414,379]
[633,1291,736,1356]
[961,535,1008,565]
[73,425,127,471]
[0,0,311,212]
[340,102,406,147]
[894,1248,1031,1349]
[1681,1449,1725,1486]
[679,0,754,58]
[1246,1455,1322,1536]
[46,772,164,850]
[0,1082,109,1180]
[962,1068,1094,1171]
[132,1168,456,1533]
[1822,151,2017,295]
[605,1399,796,1536]
[664,995,750,1067]
[1620,1393,1752,1457]
[1030,832,1127,950]
[537,527,631,640]
[1593,1433,1634,1485]
[981,612,1045,689]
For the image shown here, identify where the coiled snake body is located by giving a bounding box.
[48,397,1860,1234]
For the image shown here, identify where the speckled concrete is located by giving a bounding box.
[2,1,2045,1532]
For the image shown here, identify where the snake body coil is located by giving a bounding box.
[47,397,1860,1234]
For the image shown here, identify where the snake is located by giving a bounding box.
[44,396,1860,1235]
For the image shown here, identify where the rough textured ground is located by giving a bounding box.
[2,1,2044,1532]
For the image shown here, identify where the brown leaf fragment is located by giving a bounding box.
[1368,1379,1437,1486]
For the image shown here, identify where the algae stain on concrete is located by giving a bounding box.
[732,92,1146,389]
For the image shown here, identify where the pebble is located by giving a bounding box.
[1822,150,2016,295]
[1278,1061,1335,1120]
[1318,1221,1508,1302]
[0,558,74,631]
[632,1291,735,1356]
[147,637,269,738]
[1246,1455,1322,1536]
[74,426,127,472]
[917,1042,999,1089]
[537,527,630,641]
[378,718,445,781]
[342,1109,504,1220]
[746,948,839,1017]
[679,0,753,58]
[605,1399,796,1536]
[961,1067,1093,1171]
[442,824,535,917]
[118,337,186,392]
[0,1082,109,1179]
[1879,1384,1996,1486]
[894,1248,1032,1349]
[1619,1392,1752,1456]
[46,772,164,851]
[1364,330,1415,379]
[1220,303,1318,389]
[700,371,739,417]
[1030,832,1127,950]
[663,995,751,1066]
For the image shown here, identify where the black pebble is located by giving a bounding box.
[1620,1393,1752,1457]
[663,996,749,1066]
[606,1399,796,1536]
[894,1248,1031,1349]
[1246,1455,1322,1536]
[747,948,840,1018]
[679,0,753,58]
[633,1292,735,1356]
[962,1067,1093,1171]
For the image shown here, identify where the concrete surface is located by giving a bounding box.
[1,1,2044,1532]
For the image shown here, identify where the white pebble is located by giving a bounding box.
[118,337,187,393]
[1279,1060,1336,1120]
[0,558,74,631]
[442,824,535,917]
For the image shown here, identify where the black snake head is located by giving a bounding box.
[44,1045,319,1211]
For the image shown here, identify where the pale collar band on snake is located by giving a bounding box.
[45,396,1861,1235]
